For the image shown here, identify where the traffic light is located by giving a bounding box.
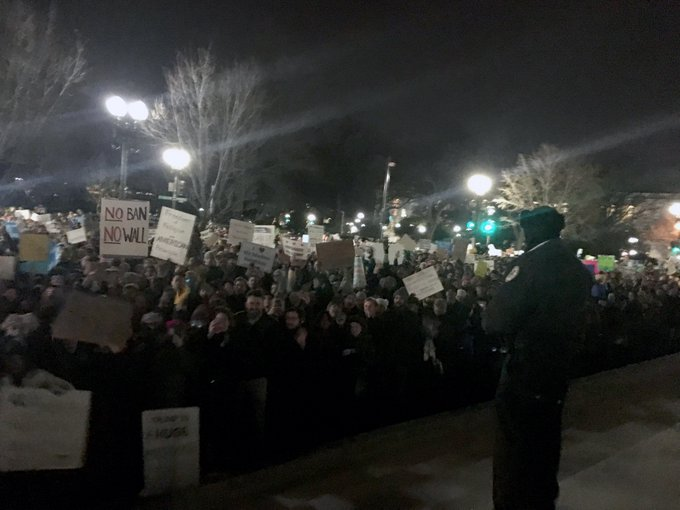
[671,240,680,255]
[480,219,497,235]
[465,220,475,231]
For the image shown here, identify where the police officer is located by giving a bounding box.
[485,206,591,510]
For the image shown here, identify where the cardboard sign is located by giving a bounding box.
[417,239,432,252]
[100,199,149,257]
[307,225,325,248]
[475,259,489,277]
[597,255,616,273]
[14,209,30,220]
[237,241,277,273]
[316,240,355,270]
[228,219,254,246]
[282,237,309,266]
[66,228,87,245]
[399,234,417,251]
[19,233,49,261]
[0,256,15,280]
[142,407,200,496]
[0,388,91,471]
[151,207,196,265]
[403,266,444,300]
[388,243,405,265]
[51,292,133,353]
[452,240,469,263]
[253,225,276,247]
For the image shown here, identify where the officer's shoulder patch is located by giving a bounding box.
[505,266,520,282]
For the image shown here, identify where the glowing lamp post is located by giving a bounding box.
[105,95,149,198]
[466,174,493,246]
[162,148,191,209]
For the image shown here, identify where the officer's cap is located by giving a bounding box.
[519,206,565,234]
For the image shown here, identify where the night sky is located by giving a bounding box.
[52,0,680,192]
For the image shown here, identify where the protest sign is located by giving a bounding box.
[151,207,196,265]
[282,237,309,266]
[475,259,489,277]
[403,266,444,300]
[66,228,87,245]
[19,233,49,261]
[19,242,59,275]
[31,213,52,223]
[582,259,599,275]
[142,407,200,496]
[451,240,469,263]
[44,221,61,234]
[399,234,417,251]
[597,255,616,273]
[52,291,133,353]
[14,209,30,220]
[228,219,254,246]
[237,241,276,273]
[353,256,367,288]
[253,225,276,247]
[3,222,19,240]
[364,242,386,265]
[0,388,91,471]
[388,243,405,265]
[417,239,432,252]
[316,240,355,270]
[99,199,149,257]
[307,225,325,248]
[0,256,15,280]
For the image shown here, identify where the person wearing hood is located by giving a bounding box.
[484,206,591,510]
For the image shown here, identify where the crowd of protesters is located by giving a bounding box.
[2,211,680,506]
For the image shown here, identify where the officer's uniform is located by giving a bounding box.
[485,238,591,510]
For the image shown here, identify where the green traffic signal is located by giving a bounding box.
[480,219,496,234]
[466,220,475,230]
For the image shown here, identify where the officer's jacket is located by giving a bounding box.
[485,238,592,401]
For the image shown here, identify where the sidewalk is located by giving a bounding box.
[141,353,680,510]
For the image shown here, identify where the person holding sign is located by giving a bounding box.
[484,206,592,510]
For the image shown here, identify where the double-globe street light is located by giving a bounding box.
[105,95,149,199]
[162,148,191,209]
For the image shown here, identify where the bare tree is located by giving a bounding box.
[0,0,86,167]
[496,144,604,240]
[143,49,265,220]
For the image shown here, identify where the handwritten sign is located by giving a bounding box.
[399,234,417,251]
[99,199,149,257]
[228,219,254,246]
[282,237,309,266]
[142,407,200,496]
[417,239,432,252]
[52,292,133,353]
[316,240,355,270]
[388,243,405,265]
[597,255,616,273]
[307,225,325,248]
[403,266,444,300]
[66,228,87,245]
[151,207,196,265]
[0,256,15,280]
[19,233,49,261]
[237,241,277,273]
[0,388,91,471]
[253,225,276,247]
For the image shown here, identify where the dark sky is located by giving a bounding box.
[55,0,680,191]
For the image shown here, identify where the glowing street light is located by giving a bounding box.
[127,100,149,121]
[105,95,128,117]
[467,174,493,197]
[356,212,365,220]
[627,237,639,244]
[307,213,317,223]
[417,224,427,234]
[669,202,680,218]
[453,225,462,233]
[629,249,639,256]
[675,221,680,231]
[162,147,190,209]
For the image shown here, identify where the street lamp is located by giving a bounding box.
[381,158,396,236]
[307,213,317,224]
[669,202,680,218]
[417,224,427,234]
[467,174,493,197]
[627,237,639,244]
[162,147,191,209]
[105,95,149,199]
[357,212,365,220]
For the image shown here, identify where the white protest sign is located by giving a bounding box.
[307,225,324,248]
[228,219,254,246]
[0,387,91,471]
[237,241,277,273]
[14,209,30,220]
[282,237,309,265]
[253,225,276,247]
[417,239,432,252]
[66,228,87,245]
[0,256,15,280]
[142,407,200,496]
[44,221,61,234]
[100,198,149,257]
[151,207,196,265]
[31,213,52,223]
[403,266,444,300]
[399,234,417,251]
[388,243,405,265]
